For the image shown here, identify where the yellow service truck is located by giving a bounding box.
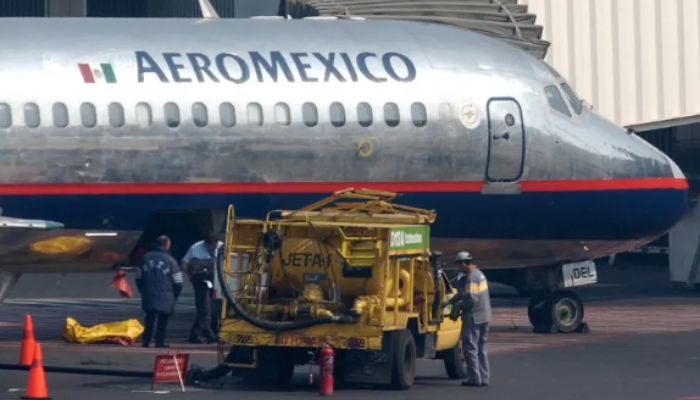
[206,189,465,389]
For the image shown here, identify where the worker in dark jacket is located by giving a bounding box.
[137,235,183,348]
[448,251,492,387]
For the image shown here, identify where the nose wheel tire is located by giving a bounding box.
[528,290,584,333]
[550,290,584,333]
[527,292,551,327]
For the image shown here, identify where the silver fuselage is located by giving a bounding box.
[0,18,687,272]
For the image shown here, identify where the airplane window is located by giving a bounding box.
[219,103,236,127]
[164,102,180,128]
[439,103,453,121]
[384,103,400,127]
[302,102,318,127]
[108,102,124,127]
[560,83,583,115]
[247,103,263,126]
[330,102,345,127]
[357,103,373,127]
[544,85,572,117]
[0,103,12,128]
[274,102,290,126]
[411,102,427,127]
[135,103,152,128]
[24,103,40,128]
[80,103,96,128]
[52,103,69,128]
[192,102,208,127]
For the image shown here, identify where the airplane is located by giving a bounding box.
[0,16,687,333]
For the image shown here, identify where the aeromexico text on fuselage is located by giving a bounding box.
[135,51,416,83]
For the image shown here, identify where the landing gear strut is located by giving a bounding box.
[527,289,588,333]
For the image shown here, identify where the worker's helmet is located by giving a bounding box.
[454,251,473,264]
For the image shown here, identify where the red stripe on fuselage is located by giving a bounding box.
[521,177,689,192]
[0,178,686,196]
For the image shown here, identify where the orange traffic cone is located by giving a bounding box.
[22,343,49,400]
[18,315,35,366]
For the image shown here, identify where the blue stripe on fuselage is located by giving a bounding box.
[0,188,686,240]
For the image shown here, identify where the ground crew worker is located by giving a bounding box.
[137,235,183,348]
[182,233,223,343]
[449,251,492,387]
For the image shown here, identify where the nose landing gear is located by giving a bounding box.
[528,289,588,333]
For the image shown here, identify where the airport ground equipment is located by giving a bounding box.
[210,188,464,389]
[670,199,700,288]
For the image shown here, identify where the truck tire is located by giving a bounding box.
[390,330,416,390]
[442,340,467,379]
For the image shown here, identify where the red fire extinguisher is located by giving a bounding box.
[319,343,334,396]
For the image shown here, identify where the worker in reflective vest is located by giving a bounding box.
[449,251,492,387]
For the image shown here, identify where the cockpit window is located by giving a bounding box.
[560,83,583,115]
[544,85,571,117]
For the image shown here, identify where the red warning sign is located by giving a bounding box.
[152,353,189,391]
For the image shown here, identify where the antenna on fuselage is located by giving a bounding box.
[198,0,220,19]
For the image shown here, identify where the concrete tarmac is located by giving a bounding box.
[1,256,700,399]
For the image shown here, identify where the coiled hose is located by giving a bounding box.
[216,230,355,333]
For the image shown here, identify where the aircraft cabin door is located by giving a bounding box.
[486,98,525,182]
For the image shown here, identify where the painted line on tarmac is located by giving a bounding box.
[0,363,152,378]
[131,390,171,394]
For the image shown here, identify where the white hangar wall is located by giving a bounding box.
[521,0,700,131]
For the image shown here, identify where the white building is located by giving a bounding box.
[522,0,700,131]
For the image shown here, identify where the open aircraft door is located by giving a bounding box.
[485,98,525,182]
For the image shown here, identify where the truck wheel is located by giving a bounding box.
[390,330,416,390]
[442,340,467,379]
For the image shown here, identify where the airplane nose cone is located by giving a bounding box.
[619,132,690,240]
[628,132,689,235]
[666,153,687,186]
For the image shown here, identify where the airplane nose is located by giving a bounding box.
[666,153,687,186]
[659,153,689,229]
[626,133,689,237]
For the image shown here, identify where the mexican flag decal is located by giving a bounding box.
[78,63,117,84]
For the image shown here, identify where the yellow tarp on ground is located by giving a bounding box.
[63,317,144,344]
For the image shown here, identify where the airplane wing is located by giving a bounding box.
[0,216,63,230]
